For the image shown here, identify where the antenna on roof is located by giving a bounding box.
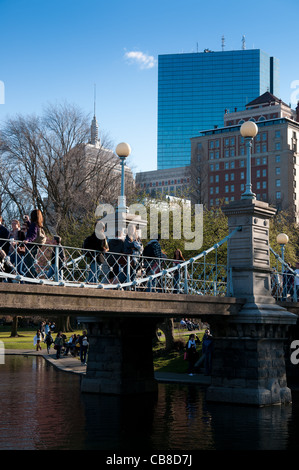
[242,35,246,50]
[222,35,225,51]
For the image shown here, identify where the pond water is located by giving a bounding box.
[1,355,299,451]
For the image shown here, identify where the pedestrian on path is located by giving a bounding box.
[185,333,200,376]
[54,332,64,359]
[44,331,54,354]
[33,329,42,351]
[79,331,89,365]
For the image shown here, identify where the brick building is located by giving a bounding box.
[190,92,299,219]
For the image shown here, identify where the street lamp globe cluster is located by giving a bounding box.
[240,121,258,200]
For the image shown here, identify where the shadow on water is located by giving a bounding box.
[1,355,299,450]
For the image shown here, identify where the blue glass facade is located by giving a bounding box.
[157,49,280,169]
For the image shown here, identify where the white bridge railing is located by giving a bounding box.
[0,227,241,296]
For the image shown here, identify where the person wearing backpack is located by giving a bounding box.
[83,221,109,283]
[143,236,164,291]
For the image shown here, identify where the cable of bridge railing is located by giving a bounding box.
[270,246,299,302]
[0,226,242,294]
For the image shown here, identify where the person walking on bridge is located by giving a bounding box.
[83,221,109,283]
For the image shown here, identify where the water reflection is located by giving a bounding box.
[0,356,298,450]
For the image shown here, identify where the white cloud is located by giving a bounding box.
[124,50,156,69]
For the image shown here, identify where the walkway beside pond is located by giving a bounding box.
[5,349,211,385]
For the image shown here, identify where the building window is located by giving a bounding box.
[225,173,229,181]
[210,164,214,171]
[215,150,220,159]
[225,162,229,169]
[215,139,220,148]
[240,147,245,155]
[215,187,219,194]
[241,183,244,191]
[209,141,214,149]
[241,171,245,179]
[256,144,260,153]
[276,191,281,199]
[215,163,219,170]
[275,130,281,139]
[262,157,267,165]
[209,151,214,159]
[231,173,235,181]
[262,169,267,177]
[231,185,235,192]
[210,175,214,183]
[210,187,214,194]
[275,155,280,163]
[262,132,267,141]
[275,142,281,150]
[256,170,261,178]
[276,179,281,187]
[240,160,245,167]
[262,181,267,189]
[210,199,214,206]
[230,161,235,169]
[262,144,267,153]
[256,157,260,165]
[225,185,229,193]
[257,182,261,189]
[225,149,229,157]
[230,148,235,157]
[215,174,219,183]
[275,167,280,175]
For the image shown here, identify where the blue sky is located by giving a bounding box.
[1,0,299,174]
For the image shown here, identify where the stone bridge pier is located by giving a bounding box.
[80,316,160,395]
[206,199,297,406]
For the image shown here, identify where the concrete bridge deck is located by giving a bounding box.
[0,283,246,318]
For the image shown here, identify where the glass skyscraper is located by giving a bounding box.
[157,49,280,169]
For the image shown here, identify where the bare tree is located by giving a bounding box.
[0,102,131,235]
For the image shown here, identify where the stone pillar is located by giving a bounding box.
[80,317,159,395]
[206,199,297,406]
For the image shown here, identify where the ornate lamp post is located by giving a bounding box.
[276,232,289,264]
[277,232,289,300]
[115,142,131,213]
[240,121,258,200]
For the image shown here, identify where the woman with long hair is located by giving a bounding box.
[23,209,45,279]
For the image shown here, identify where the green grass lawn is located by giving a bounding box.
[0,327,82,350]
[0,326,204,373]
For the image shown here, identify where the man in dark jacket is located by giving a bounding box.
[83,221,109,283]
[143,236,165,291]
[107,231,125,283]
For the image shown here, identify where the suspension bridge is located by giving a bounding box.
[0,198,298,405]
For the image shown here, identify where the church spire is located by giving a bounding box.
[90,84,100,146]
